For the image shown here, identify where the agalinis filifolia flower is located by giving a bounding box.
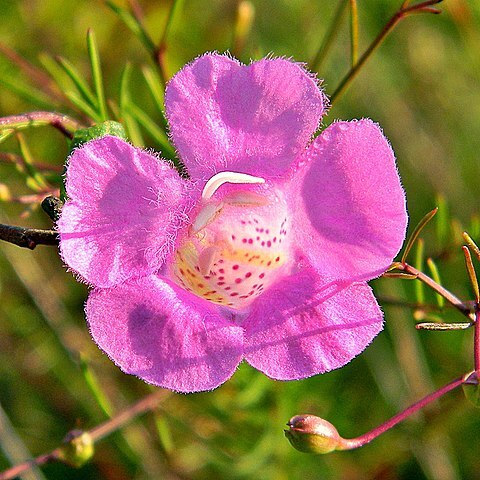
[58,53,407,393]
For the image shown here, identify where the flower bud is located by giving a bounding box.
[68,121,127,154]
[57,430,94,468]
[285,414,342,454]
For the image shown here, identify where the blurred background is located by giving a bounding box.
[0,0,479,478]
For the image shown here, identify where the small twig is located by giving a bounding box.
[0,112,83,139]
[392,262,475,320]
[0,223,58,249]
[0,389,167,480]
[330,0,443,105]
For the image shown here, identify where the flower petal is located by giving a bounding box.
[165,53,326,180]
[86,274,244,393]
[291,119,407,282]
[58,136,190,288]
[244,265,383,380]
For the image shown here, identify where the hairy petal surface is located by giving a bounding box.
[291,119,407,282]
[86,275,244,393]
[58,136,190,288]
[165,53,326,180]
[243,265,383,380]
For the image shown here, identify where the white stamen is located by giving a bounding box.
[202,171,265,200]
[223,191,269,206]
[192,202,223,233]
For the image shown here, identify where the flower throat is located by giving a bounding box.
[171,172,290,310]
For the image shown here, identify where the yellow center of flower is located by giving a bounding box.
[171,172,290,310]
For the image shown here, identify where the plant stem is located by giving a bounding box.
[155,0,183,86]
[396,262,474,320]
[0,112,83,139]
[475,309,480,374]
[0,224,59,249]
[349,0,359,67]
[337,376,464,450]
[0,390,167,480]
[330,0,443,105]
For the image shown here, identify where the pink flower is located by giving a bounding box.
[58,54,407,393]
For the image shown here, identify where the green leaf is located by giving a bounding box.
[119,63,145,146]
[38,52,74,93]
[79,354,113,417]
[426,258,445,308]
[435,194,449,249]
[125,103,174,156]
[0,129,14,144]
[87,29,108,122]
[16,133,49,192]
[64,90,102,122]
[106,1,157,55]
[401,207,438,263]
[154,415,174,454]
[414,239,425,305]
[56,56,98,109]
[142,65,167,128]
[0,76,52,109]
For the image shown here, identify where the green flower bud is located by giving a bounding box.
[57,430,94,468]
[68,121,127,155]
[285,414,342,454]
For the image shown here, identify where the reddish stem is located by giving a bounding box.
[475,309,480,374]
[337,376,464,450]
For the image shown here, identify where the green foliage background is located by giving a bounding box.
[0,0,479,479]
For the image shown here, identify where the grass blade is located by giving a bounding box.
[126,103,175,158]
[106,1,156,55]
[426,258,445,308]
[414,239,425,305]
[87,29,108,121]
[56,56,98,109]
[401,207,438,263]
[16,133,49,192]
[141,65,167,128]
[119,63,145,146]
[65,91,102,123]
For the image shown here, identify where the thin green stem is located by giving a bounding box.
[0,390,167,480]
[155,0,184,86]
[330,0,443,105]
[87,29,108,122]
[349,0,359,67]
[0,112,83,138]
[310,0,348,72]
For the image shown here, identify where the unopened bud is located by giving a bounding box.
[57,430,94,468]
[285,414,342,454]
[68,121,127,155]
